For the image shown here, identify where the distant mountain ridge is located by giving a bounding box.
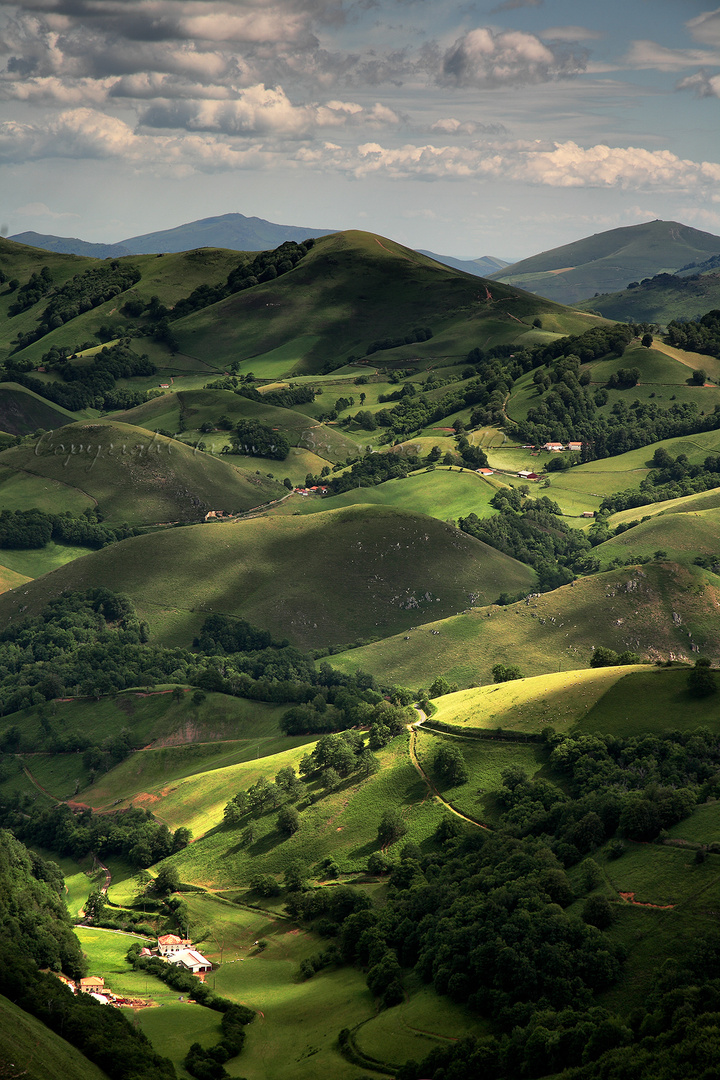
[9,212,337,257]
[491,219,720,305]
[417,250,510,277]
[10,213,510,271]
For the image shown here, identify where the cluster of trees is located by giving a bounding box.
[0,591,388,720]
[12,342,156,411]
[0,507,140,550]
[14,262,142,348]
[1,798,190,868]
[225,418,290,460]
[0,829,176,1079]
[366,326,433,355]
[589,647,641,668]
[600,448,720,513]
[7,265,54,315]
[459,490,597,591]
[666,308,720,358]
[234,382,318,410]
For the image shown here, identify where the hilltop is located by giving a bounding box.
[0,420,284,525]
[0,229,600,376]
[492,220,720,304]
[0,504,535,647]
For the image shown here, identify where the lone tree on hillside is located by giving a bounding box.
[434,743,469,787]
[492,663,522,683]
[687,657,717,698]
[377,809,407,846]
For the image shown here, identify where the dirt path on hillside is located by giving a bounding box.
[407,725,489,830]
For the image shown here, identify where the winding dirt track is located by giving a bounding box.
[407,721,489,830]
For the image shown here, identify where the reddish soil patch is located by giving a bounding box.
[619,891,674,910]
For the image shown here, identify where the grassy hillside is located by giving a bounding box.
[0,420,284,524]
[493,219,720,304]
[274,468,500,523]
[328,562,720,687]
[0,993,109,1080]
[425,665,720,739]
[579,270,720,324]
[595,505,720,569]
[168,231,598,377]
[115,388,358,464]
[0,382,79,434]
[0,505,535,648]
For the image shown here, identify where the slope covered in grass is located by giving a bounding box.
[115,388,358,463]
[329,562,720,687]
[578,270,720,325]
[493,220,720,304]
[595,506,720,568]
[427,665,646,735]
[0,382,79,435]
[0,994,109,1080]
[0,419,284,524]
[0,505,534,648]
[172,230,593,376]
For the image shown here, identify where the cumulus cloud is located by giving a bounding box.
[15,200,78,219]
[0,106,271,170]
[295,137,720,193]
[676,70,720,98]
[138,84,400,134]
[440,27,587,87]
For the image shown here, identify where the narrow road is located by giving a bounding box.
[406,725,489,830]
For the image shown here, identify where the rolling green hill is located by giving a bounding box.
[492,219,720,304]
[0,505,535,648]
[0,993,109,1080]
[115,388,358,464]
[328,561,720,688]
[579,270,720,324]
[0,382,79,435]
[595,505,720,569]
[172,230,600,376]
[0,419,284,524]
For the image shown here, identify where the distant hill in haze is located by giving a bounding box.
[577,266,720,324]
[9,212,336,257]
[491,219,720,305]
[7,232,133,258]
[417,250,510,277]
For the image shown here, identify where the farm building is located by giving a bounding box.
[166,948,212,976]
[518,471,539,480]
[79,976,105,993]
[157,934,192,956]
[476,468,494,475]
[581,511,596,518]
[543,442,564,452]
[567,441,583,451]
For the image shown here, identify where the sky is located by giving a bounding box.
[0,0,719,259]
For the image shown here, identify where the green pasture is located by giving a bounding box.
[576,668,720,736]
[278,469,499,524]
[168,735,445,888]
[0,561,30,592]
[413,729,547,823]
[86,734,313,812]
[329,562,720,687]
[0,993,109,1080]
[0,462,93,515]
[0,540,93,579]
[354,978,488,1068]
[0,420,284,525]
[668,801,720,845]
[428,665,644,735]
[0,691,287,761]
[0,505,535,650]
[601,842,720,909]
[594,505,720,569]
[137,1004,223,1079]
[609,486,720,528]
